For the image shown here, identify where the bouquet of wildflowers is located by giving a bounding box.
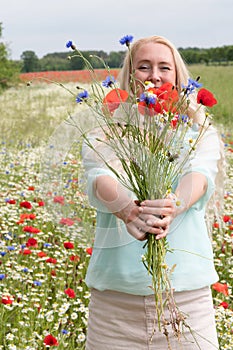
[65,36,217,346]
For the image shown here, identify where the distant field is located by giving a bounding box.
[19,69,120,84]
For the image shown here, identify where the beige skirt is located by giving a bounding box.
[85,287,219,350]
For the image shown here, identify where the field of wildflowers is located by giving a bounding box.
[0,76,232,349]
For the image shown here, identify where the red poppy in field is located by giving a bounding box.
[213,222,219,229]
[223,215,231,223]
[69,254,80,262]
[86,247,93,255]
[64,242,74,249]
[28,186,35,191]
[26,238,38,247]
[212,282,229,296]
[43,334,59,346]
[64,288,76,298]
[19,248,32,255]
[7,199,16,204]
[46,257,57,264]
[37,251,47,258]
[102,88,129,114]
[197,88,217,107]
[38,200,45,206]
[219,301,229,309]
[23,226,40,234]
[20,201,32,209]
[1,295,14,304]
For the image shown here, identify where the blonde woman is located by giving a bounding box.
[83,36,222,349]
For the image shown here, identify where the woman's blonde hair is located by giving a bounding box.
[118,35,205,124]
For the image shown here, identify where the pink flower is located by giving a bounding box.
[59,217,75,226]
[53,196,65,205]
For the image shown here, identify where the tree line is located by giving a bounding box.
[20,45,233,73]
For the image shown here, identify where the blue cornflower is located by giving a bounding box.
[0,252,6,257]
[66,40,72,48]
[182,78,203,96]
[33,281,42,286]
[21,244,26,249]
[0,274,5,280]
[7,246,15,251]
[22,268,29,273]
[61,329,69,335]
[119,35,134,46]
[102,75,116,88]
[66,40,76,50]
[181,115,189,123]
[44,243,52,248]
[139,93,156,105]
[76,90,89,104]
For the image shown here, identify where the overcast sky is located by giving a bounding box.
[1,0,233,60]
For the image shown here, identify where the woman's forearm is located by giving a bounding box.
[94,175,135,220]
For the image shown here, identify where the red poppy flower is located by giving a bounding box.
[197,88,217,107]
[20,201,32,209]
[223,215,231,223]
[46,257,57,264]
[28,186,35,191]
[23,226,40,234]
[69,254,80,262]
[43,334,59,346]
[86,247,93,255]
[219,301,229,309]
[38,201,45,206]
[64,288,76,298]
[64,242,74,249]
[138,83,179,116]
[19,248,32,255]
[102,88,129,114]
[212,282,229,296]
[26,238,38,247]
[7,199,16,204]
[37,251,47,258]
[213,222,219,229]
[1,295,14,304]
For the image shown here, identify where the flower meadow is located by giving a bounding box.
[0,79,232,349]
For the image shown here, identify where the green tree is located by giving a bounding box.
[0,22,21,90]
[21,50,40,72]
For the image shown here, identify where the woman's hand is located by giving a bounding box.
[117,198,176,241]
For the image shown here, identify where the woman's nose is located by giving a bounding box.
[148,68,161,84]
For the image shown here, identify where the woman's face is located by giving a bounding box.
[133,42,176,95]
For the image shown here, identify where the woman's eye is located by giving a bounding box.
[161,66,170,71]
[138,65,150,71]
